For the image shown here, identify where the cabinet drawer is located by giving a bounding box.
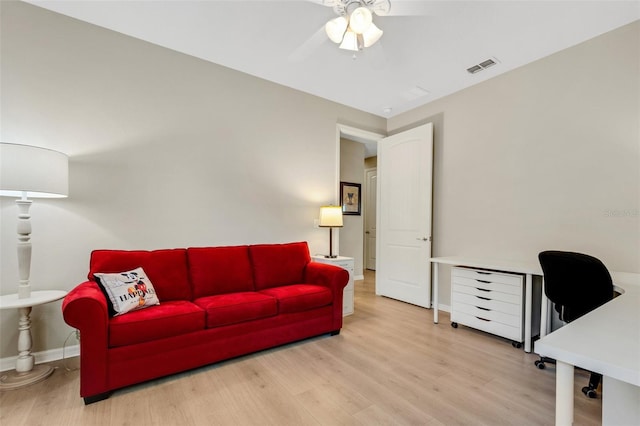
[452,267,523,287]
[332,260,354,270]
[452,276,522,298]
[451,311,523,342]
[452,301,522,328]
[452,291,522,317]
[452,280,522,304]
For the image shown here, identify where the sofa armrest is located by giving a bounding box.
[304,262,349,293]
[304,262,349,332]
[62,281,111,398]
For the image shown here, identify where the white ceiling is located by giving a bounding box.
[25,0,640,119]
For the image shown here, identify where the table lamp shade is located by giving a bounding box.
[319,205,343,227]
[0,143,68,198]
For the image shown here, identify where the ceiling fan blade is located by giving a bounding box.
[305,0,341,8]
[288,25,329,63]
[375,0,434,17]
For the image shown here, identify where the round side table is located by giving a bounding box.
[0,290,67,390]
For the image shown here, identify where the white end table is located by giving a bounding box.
[0,290,67,389]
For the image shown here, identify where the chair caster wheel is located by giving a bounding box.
[534,360,546,370]
[512,341,522,349]
[582,387,597,399]
[451,322,458,328]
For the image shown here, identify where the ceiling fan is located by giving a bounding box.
[322,0,388,51]
[288,0,431,62]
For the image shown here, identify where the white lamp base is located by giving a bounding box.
[0,364,55,390]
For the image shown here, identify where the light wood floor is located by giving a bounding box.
[1,270,600,425]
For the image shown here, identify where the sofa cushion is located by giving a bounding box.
[259,284,333,314]
[94,267,160,317]
[108,300,205,347]
[187,246,254,298]
[194,292,277,328]
[89,249,191,301]
[249,242,311,290]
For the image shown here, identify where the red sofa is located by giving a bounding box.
[62,242,349,404]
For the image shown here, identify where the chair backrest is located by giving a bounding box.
[538,251,613,322]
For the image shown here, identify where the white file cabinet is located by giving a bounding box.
[451,266,524,346]
[312,256,354,316]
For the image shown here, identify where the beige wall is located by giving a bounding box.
[0,2,385,360]
[339,139,365,276]
[388,21,640,307]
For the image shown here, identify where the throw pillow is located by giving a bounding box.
[94,267,160,316]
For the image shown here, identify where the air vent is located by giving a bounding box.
[466,57,500,74]
[466,65,483,74]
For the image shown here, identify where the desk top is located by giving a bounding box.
[0,290,67,310]
[535,273,640,386]
[430,256,543,275]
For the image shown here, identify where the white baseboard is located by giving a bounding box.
[0,344,80,372]
[436,304,451,313]
[354,274,365,281]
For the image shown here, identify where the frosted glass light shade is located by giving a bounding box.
[319,206,343,227]
[0,143,69,198]
[349,7,373,34]
[325,16,348,43]
[362,22,383,47]
[339,30,361,51]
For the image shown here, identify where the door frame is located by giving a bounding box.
[335,124,384,274]
[364,166,377,270]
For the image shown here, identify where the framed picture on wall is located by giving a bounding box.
[340,182,361,215]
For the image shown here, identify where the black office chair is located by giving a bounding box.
[535,251,614,398]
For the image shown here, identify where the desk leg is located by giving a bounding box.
[524,274,532,353]
[0,306,55,390]
[432,263,439,324]
[556,361,575,426]
[540,277,549,339]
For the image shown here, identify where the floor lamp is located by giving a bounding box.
[0,142,69,389]
[319,205,343,258]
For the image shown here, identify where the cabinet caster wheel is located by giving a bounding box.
[451,322,458,328]
[534,360,546,370]
[582,387,597,399]
[512,341,522,349]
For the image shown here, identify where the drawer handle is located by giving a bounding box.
[476,279,491,284]
[476,287,492,292]
[475,271,492,275]
[476,306,491,311]
[475,316,491,322]
[475,296,491,301]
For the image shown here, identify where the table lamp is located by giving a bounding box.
[0,143,69,299]
[319,205,343,258]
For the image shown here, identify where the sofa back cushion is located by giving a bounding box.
[249,242,311,290]
[187,246,254,298]
[89,249,191,301]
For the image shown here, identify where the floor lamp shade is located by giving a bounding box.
[0,143,69,198]
[319,206,343,258]
[0,143,69,299]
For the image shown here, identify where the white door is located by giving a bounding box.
[376,123,433,308]
[364,168,377,270]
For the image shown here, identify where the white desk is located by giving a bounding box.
[535,273,640,426]
[430,256,542,353]
[0,290,67,389]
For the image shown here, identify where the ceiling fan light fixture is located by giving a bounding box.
[325,16,348,43]
[339,30,362,51]
[349,6,373,34]
[362,22,383,47]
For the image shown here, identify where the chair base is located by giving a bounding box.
[534,356,601,398]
